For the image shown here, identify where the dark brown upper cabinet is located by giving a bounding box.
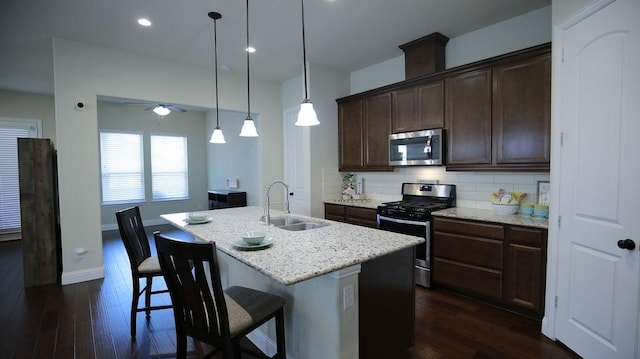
[338,94,393,172]
[445,69,493,165]
[392,80,445,133]
[493,53,551,166]
[337,43,551,172]
[338,99,364,170]
[445,44,551,171]
[363,93,393,169]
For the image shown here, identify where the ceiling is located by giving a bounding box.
[0,0,550,95]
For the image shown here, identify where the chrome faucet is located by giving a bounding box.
[264,180,290,225]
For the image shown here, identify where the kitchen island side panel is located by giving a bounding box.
[359,246,416,358]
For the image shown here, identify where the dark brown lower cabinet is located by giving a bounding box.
[324,203,378,228]
[432,217,547,318]
[505,225,547,313]
[324,203,346,222]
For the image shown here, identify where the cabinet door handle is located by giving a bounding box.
[289,192,294,196]
[617,239,636,250]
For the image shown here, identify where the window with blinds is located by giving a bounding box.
[151,135,189,201]
[0,119,40,233]
[99,131,145,204]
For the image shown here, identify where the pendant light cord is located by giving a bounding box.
[214,16,220,128]
[246,0,251,119]
[301,0,309,99]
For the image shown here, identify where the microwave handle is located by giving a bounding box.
[424,136,432,159]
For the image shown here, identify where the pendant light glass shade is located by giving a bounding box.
[296,99,319,126]
[208,11,225,144]
[210,127,226,143]
[296,0,319,127]
[240,0,259,137]
[153,105,171,116]
[239,119,258,137]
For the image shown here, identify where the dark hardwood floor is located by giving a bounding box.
[0,225,581,359]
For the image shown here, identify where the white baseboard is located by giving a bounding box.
[101,218,168,232]
[541,316,555,340]
[61,266,105,285]
[247,329,293,359]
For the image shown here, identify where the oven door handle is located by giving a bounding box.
[377,215,428,226]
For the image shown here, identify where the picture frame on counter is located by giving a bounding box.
[537,181,550,206]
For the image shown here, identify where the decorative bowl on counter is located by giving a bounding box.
[242,231,267,245]
[520,203,534,216]
[491,203,520,215]
[533,204,549,218]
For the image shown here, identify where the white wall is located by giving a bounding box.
[52,37,282,284]
[206,109,260,206]
[281,63,349,218]
[97,101,209,227]
[308,64,349,217]
[350,5,552,94]
[552,0,592,24]
[349,56,405,95]
[446,6,551,69]
[0,90,56,140]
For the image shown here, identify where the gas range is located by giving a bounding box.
[378,201,450,221]
[376,183,456,288]
[376,183,456,222]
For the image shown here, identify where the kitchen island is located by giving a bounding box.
[161,206,422,359]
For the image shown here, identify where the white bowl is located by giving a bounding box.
[187,212,209,221]
[242,231,266,245]
[491,203,520,215]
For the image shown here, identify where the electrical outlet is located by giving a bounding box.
[343,285,355,310]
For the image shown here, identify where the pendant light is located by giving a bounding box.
[295,0,319,126]
[208,12,225,144]
[239,0,259,137]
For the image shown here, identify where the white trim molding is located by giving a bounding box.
[61,266,105,285]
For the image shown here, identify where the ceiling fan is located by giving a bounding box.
[125,102,187,116]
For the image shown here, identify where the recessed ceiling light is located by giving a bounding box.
[137,18,152,27]
[246,46,256,53]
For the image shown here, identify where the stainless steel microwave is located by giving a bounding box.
[389,129,444,166]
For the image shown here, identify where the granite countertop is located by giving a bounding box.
[323,199,387,209]
[432,207,549,229]
[161,206,422,285]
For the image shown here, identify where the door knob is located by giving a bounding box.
[617,239,636,250]
[289,192,294,196]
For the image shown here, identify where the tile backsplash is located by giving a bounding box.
[322,167,550,210]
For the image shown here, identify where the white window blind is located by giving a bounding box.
[100,131,145,204]
[0,119,39,232]
[151,135,188,201]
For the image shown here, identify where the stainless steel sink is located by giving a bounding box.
[276,222,330,231]
[264,216,330,231]
[266,216,304,227]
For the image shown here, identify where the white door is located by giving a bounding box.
[555,1,640,358]
[283,107,311,216]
